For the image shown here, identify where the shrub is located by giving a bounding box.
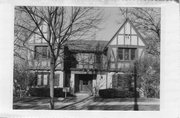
[28,88,73,97]
[99,88,138,98]
[112,74,133,90]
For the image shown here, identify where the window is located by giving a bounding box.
[43,74,48,85]
[117,48,123,60]
[124,49,129,60]
[34,46,50,59]
[117,48,136,61]
[36,73,49,86]
[37,74,42,86]
[131,49,136,60]
[36,73,59,86]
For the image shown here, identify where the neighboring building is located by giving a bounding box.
[26,19,147,95]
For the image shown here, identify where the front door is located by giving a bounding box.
[78,74,93,93]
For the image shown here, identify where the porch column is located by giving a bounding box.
[92,75,97,96]
[107,72,113,88]
[70,73,75,94]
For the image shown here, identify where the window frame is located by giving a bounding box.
[36,72,60,87]
[130,48,136,60]
[76,53,95,69]
[117,47,136,61]
[34,45,50,59]
[36,72,50,87]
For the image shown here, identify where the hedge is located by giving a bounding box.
[99,88,139,98]
[28,88,73,97]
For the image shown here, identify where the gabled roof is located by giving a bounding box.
[22,20,43,43]
[67,40,108,53]
[104,18,147,49]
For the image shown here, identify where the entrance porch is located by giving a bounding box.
[74,74,94,93]
[69,71,114,95]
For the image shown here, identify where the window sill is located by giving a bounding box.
[34,58,50,61]
[117,60,136,62]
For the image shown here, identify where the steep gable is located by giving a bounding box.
[105,19,147,47]
[28,21,47,44]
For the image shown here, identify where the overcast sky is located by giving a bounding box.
[94,7,125,41]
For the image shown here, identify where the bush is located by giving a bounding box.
[147,87,160,98]
[28,88,73,97]
[99,88,138,98]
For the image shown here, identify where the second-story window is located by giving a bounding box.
[117,48,136,61]
[131,49,136,60]
[124,49,129,60]
[34,46,50,59]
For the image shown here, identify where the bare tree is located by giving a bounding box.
[15,6,102,109]
[119,8,160,57]
[135,57,160,98]
[119,8,160,98]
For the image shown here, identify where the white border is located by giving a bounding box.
[0,0,180,118]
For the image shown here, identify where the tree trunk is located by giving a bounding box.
[49,58,55,109]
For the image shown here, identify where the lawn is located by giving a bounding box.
[13,96,160,110]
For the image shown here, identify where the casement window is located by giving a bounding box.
[117,48,136,61]
[36,73,59,86]
[37,73,49,86]
[34,46,50,59]
[131,49,136,60]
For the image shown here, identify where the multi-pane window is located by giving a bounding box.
[37,73,49,86]
[36,73,59,86]
[43,74,48,86]
[117,48,123,60]
[131,49,136,60]
[34,46,50,59]
[37,74,42,86]
[124,49,129,60]
[117,48,136,61]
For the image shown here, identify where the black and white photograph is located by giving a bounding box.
[1,0,180,118]
[13,6,160,110]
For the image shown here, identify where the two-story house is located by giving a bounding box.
[27,18,147,95]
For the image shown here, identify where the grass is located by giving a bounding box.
[13,96,160,110]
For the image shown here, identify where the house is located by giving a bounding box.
[27,18,147,95]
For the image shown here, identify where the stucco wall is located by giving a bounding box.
[92,73,113,90]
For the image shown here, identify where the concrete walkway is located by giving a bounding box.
[57,93,93,109]
[58,94,93,110]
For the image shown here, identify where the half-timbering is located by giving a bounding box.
[27,18,147,95]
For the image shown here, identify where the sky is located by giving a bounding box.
[93,7,125,41]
